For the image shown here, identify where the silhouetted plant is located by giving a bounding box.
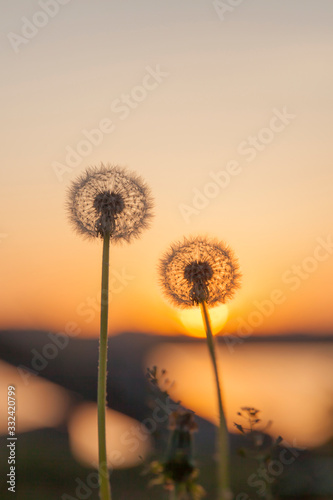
[159,236,241,500]
[234,407,283,500]
[67,164,154,500]
[148,409,205,500]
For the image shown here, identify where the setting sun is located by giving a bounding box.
[178,304,229,338]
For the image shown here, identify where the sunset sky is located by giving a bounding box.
[1,0,333,338]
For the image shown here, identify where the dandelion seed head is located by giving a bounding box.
[66,164,154,242]
[93,191,125,216]
[159,236,241,308]
[184,260,214,284]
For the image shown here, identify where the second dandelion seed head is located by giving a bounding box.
[159,236,241,308]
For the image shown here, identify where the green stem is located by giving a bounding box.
[170,483,179,500]
[200,301,232,500]
[97,232,112,500]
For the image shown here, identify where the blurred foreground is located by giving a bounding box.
[0,330,333,499]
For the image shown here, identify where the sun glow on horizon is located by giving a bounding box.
[178,304,229,338]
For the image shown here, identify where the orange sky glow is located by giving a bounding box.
[1,1,332,338]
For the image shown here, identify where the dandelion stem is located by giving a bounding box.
[170,484,179,500]
[200,300,231,500]
[97,232,112,500]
